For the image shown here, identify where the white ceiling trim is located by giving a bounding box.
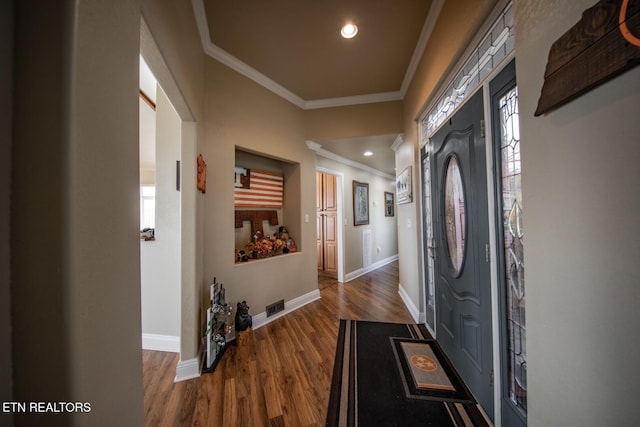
[192,0,306,108]
[304,91,403,110]
[306,140,395,180]
[192,0,439,110]
[400,0,445,95]
[390,134,404,152]
[207,42,308,107]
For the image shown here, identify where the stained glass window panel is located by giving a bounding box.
[500,86,526,416]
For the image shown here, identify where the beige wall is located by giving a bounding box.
[141,0,206,122]
[10,0,206,424]
[516,0,640,425]
[391,139,422,309]
[203,58,318,321]
[11,1,144,426]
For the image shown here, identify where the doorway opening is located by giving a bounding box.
[317,171,338,278]
[139,56,181,353]
[316,168,345,287]
[140,18,199,382]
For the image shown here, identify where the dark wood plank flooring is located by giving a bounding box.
[143,261,413,426]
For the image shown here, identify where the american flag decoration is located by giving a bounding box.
[234,167,284,208]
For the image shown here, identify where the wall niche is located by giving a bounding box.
[234,147,301,263]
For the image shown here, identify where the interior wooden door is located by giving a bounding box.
[317,172,324,270]
[317,172,337,276]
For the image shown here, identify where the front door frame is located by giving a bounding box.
[420,59,517,425]
[418,3,516,422]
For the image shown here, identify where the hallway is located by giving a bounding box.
[143,262,415,426]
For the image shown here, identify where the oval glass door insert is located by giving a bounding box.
[444,155,466,276]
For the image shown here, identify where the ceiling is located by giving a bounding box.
[192,0,445,177]
[311,134,400,177]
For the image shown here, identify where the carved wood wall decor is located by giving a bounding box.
[535,0,640,116]
[197,154,207,193]
[234,210,279,236]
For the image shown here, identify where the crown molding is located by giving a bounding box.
[390,134,404,152]
[305,140,322,152]
[205,42,308,108]
[304,91,403,110]
[192,0,307,108]
[191,0,438,110]
[307,140,395,180]
[400,0,445,95]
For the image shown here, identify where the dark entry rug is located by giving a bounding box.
[326,320,492,427]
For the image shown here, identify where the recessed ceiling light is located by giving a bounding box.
[363,151,373,156]
[341,23,358,39]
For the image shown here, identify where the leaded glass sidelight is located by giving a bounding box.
[444,156,466,276]
[422,150,436,330]
[500,86,527,415]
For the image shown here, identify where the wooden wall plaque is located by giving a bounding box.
[535,0,640,116]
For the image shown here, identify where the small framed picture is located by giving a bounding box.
[352,181,369,226]
[396,166,413,204]
[385,191,394,216]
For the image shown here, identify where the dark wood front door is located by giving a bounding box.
[431,89,494,417]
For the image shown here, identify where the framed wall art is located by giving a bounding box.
[385,191,394,217]
[352,181,369,226]
[396,166,412,204]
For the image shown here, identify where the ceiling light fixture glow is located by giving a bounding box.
[363,151,373,156]
[341,23,358,39]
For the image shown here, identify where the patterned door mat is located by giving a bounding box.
[391,337,475,402]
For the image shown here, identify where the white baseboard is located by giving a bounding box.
[251,289,321,330]
[344,254,399,282]
[142,333,180,353]
[417,311,427,324]
[174,357,201,382]
[398,283,422,324]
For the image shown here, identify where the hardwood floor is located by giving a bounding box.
[143,261,414,426]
